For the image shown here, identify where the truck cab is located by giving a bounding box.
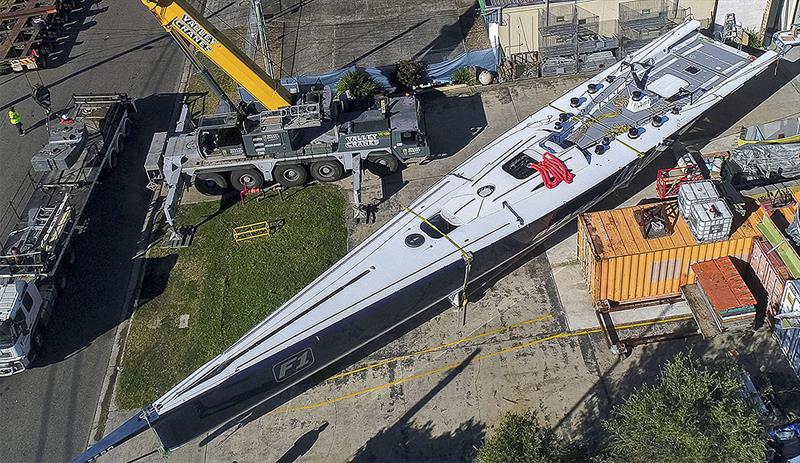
[0,280,52,376]
[387,96,430,160]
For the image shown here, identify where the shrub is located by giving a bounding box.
[600,354,764,463]
[392,58,427,90]
[476,411,571,463]
[452,67,477,86]
[744,28,763,48]
[335,70,380,99]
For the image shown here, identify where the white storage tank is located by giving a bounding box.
[678,180,719,218]
[686,198,733,243]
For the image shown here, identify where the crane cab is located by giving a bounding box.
[196,113,247,158]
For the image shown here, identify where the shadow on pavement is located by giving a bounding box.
[350,349,485,462]
[273,421,329,463]
[33,93,181,368]
[45,0,106,69]
[420,93,487,157]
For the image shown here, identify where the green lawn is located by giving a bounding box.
[116,186,348,409]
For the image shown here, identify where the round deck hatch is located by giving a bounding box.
[405,233,425,248]
[478,185,495,197]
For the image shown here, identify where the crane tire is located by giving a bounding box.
[366,153,400,177]
[273,164,308,188]
[310,160,344,182]
[195,172,228,196]
[230,168,264,191]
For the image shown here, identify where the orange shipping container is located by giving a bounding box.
[577,201,763,305]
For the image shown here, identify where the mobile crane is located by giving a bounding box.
[140,0,431,233]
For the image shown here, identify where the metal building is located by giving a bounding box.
[485,0,716,77]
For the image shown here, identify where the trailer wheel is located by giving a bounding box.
[57,272,67,291]
[273,164,308,187]
[195,173,228,196]
[115,137,125,154]
[366,153,400,177]
[123,119,133,137]
[310,160,344,182]
[230,168,264,191]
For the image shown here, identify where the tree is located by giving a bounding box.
[600,354,764,463]
[392,58,427,90]
[476,411,572,463]
[335,70,380,99]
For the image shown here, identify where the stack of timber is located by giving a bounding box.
[690,256,757,332]
[577,200,763,305]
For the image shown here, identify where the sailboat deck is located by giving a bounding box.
[564,34,750,149]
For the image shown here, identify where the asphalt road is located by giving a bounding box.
[0,1,183,462]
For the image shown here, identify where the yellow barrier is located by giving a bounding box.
[233,221,271,243]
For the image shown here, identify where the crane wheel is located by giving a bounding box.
[366,153,400,177]
[310,160,344,182]
[230,168,264,191]
[273,164,308,188]
[195,172,228,196]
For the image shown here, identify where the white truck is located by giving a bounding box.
[0,93,135,376]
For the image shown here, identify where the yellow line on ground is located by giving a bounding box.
[327,314,554,381]
[269,314,695,416]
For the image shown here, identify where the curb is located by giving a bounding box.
[85,186,163,444]
[84,53,196,448]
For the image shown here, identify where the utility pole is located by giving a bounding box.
[252,0,275,77]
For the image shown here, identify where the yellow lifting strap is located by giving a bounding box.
[404,207,473,313]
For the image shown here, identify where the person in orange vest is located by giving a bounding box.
[8,107,24,136]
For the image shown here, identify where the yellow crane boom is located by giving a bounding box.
[140,0,292,109]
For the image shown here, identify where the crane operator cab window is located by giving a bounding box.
[401,131,425,147]
[199,126,245,157]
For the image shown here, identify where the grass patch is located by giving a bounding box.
[116,185,348,409]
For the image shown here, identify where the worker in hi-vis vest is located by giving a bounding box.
[8,107,24,136]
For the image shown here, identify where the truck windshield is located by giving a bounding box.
[0,319,16,349]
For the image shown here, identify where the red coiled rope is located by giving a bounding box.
[526,152,575,189]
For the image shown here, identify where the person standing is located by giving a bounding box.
[8,106,24,136]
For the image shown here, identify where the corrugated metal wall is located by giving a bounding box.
[578,214,756,304]
[749,238,791,321]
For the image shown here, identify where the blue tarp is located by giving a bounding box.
[240,47,501,104]
[426,47,500,84]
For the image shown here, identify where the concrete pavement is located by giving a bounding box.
[273,0,485,76]
[0,1,184,461]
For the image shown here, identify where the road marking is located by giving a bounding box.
[326,314,554,381]
[270,314,694,415]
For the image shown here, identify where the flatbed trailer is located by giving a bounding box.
[0,0,74,74]
[0,93,135,376]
